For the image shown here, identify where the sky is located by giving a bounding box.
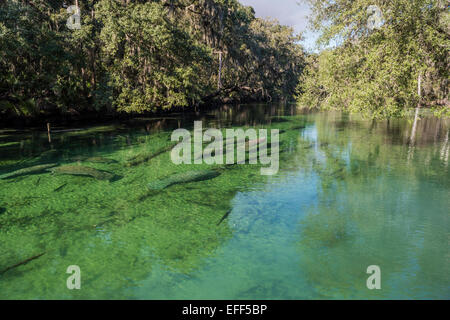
[238,0,318,51]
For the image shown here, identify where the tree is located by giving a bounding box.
[0,0,305,119]
[297,0,449,119]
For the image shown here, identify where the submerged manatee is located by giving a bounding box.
[87,157,118,164]
[0,163,58,180]
[126,144,176,167]
[48,165,116,181]
[39,149,62,160]
[70,156,118,164]
[147,170,221,190]
[197,138,270,162]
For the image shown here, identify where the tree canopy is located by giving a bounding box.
[1,0,448,121]
[0,0,305,118]
[297,0,449,118]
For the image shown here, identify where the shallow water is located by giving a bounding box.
[0,105,449,299]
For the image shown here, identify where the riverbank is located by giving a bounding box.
[0,93,286,129]
[0,103,227,130]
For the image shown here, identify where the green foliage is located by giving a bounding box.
[0,1,70,115]
[95,1,212,112]
[0,0,305,118]
[297,0,449,119]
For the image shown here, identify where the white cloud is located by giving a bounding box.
[239,0,318,51]
[240,0,309,33]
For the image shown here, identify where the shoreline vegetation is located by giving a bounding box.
[296,0,449,119]
[0,0,448,127]
[0,0,305,125]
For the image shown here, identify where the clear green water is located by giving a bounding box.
[0,105,449,299]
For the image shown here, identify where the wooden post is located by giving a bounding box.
[47,123,52,143]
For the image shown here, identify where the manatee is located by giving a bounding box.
[270,117,291,123]
[247,140,279,154]
[48,165,116,181]
[197,138,269,162]
[39,149,61,159]
[216,137,267,151]
[276,125,306,135]
[147,170,221,190]
[224,137,267,149]
[69,155,89,162]
[201,141,278,163]
[289,125,306,130]
[0,163,58,180]
[70,156,118,164]
[86,157,118,164]
[93,218,115,229]
[126,144,176,167]
[202,136,266,149]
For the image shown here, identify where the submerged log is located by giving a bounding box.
[53,183,68,192]
[217,209,232,226]
[0,252,46,275]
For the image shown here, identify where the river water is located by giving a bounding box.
[0,104,448,299]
